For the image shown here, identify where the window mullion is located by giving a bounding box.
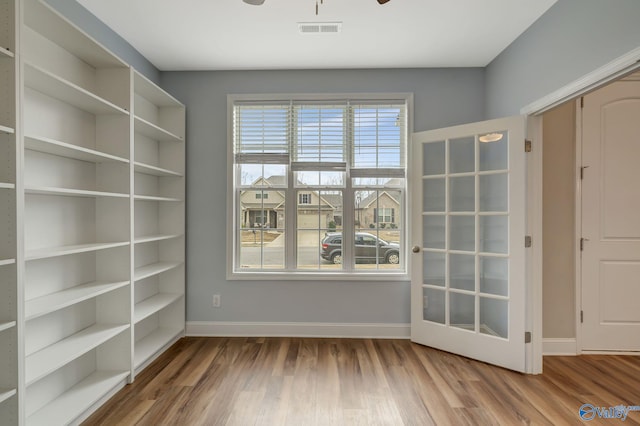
[285,102,296,270]
[343,103,355,271]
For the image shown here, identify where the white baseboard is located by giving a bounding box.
[186,321,411,339]
[543,338,577,356]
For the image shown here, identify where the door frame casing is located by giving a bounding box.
[520,47,640,360]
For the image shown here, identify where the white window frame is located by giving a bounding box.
[227,93,413,281]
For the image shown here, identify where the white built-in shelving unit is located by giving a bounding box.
[0,1,187,424]
[0,0,19,425]
[132,69,185,374]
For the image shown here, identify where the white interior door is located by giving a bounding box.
[411,116,527,372]
[581,81,640,351]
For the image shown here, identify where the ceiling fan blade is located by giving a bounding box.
[243,0,266,5]
[377,0,391,4]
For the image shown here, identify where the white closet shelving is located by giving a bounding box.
[132,69,185,374]
[2,1,187,423]
[0,0,19,425]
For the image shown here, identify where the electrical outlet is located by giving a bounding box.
[212,294,221,308]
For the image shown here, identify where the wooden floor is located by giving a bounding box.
[84,337,640,425]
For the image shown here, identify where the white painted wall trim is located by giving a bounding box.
[543,338,577,356]
[186,321,411,339]
[521,47,640,115]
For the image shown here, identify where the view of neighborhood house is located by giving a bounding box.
[239,176,402,270]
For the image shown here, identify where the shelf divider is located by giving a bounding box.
[134,234,182,245]
[0,388,17,405]
[134,327,183,368]
[26,241,130,261]
[0,124,15,134]
[134,116,182,143]
[134,293,182,324]
[134,261,182,282]
[25,135,129,164]
[25,185,129,199]
[133,161,182,177]
[0,321,16,333]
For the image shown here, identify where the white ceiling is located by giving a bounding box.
[76,0,557,71]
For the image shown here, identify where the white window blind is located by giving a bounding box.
[234,103,290,164]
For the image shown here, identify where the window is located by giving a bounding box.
[231,95,409,277]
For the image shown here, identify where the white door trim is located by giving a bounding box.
[574,99,584,354]
[520,47,640,360]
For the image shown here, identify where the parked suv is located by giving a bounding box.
[321,232,400,265]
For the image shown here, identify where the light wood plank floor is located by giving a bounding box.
[84,337,640,425]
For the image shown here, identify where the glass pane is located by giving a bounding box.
[239,189,285,269]
[353,106,403,168]
[450,176,475,212]
[479,215,508,254]
[239,164,287,187]
[423,287,445,324]
[352,177,404,188]
[479,130,508,171]
[423,251,445,287]
[450,253,475,291]
[423,178,445,212]
[298,229,322,269]
[297,190,321,228]
[449,136,475,174]
[450,215,475,252]
[320,230,342,270]
[479,173,508,212]
[239,229,285,269]
[480,257,508,296]
[423,215,445,249]
[423,141,445,176]
[450,292,475,331]
[480,297,508,338]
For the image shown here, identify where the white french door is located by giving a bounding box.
[411,116,527,372]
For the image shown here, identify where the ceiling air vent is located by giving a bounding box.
[298,22,342,35]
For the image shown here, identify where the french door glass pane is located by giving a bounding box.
[450,292,475,331]
[423,287,445,323]
[479,215,508,253]
[449,253,475,291]
[423,141,445,175]
[479,173,508,212]
[423,251,445,286]
[423,215,445,249]
[450,136,475,173]
[450,215,475,251]
[479,131,508,171]
[480,297,508,338]
[450,176,475,212]
[479,256,508,296]
[423,178,445,212]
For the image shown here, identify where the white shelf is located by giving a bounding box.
[0,258,16,267]
[26,370,129,426]
[24,63,128,115]
[26,323,129,386]
[134,194,182,202]
[134,293,182,324]
[24,0,127,69]
[135,261,182,282]
[134,116,182,143]
[134,71,182,108]
[0,321,16,333]
[25,185,129,199]
[25,281,130,321]
[134,327,183,368]
[134,234,182,245]
[26,241,130,261]
[0,388,16,405]
[134,161,182,177]
[25,135,129,164]
[0,182,15,189]
[0,47,14,59]
[0,124,15,134]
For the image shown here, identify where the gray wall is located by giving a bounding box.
[485,0,640,118]
[45,0,160,83]
[161,69,485,324]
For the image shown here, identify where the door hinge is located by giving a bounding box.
[580,237,584,251]
[525,235,532,248]
[525,331,532,343]
[580,96,584,108]
[581,310,584,323]
[525,139,532,153]
[580,165,589,180]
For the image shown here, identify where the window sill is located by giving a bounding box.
[227,270,409,282]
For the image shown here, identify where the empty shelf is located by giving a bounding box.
[134,293,182,324]
[0,388,16,405]
[26,241,129,261]
[135,261,182,281]
[134,327,183,368]
[26,323,129,386]
[25,281,130,321]
[0,47,14,59]
[25,185,129,198]
[0,182,15,189]
[134,234,182,245]
[134,162,182,177]
[0,258,16,267]
[134,116,182,143]
[0,321,16,333]
[0,124,14,134]
[25,63,128,115]
[25,135,129,164]
[26,370,129,426]
[134,71,182,107]
[134,194,182,202]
